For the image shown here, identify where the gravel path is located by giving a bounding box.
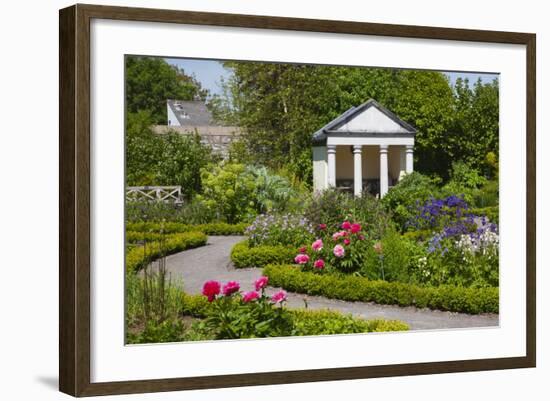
[161,236,499,331]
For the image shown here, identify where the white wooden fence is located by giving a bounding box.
[126,186,183,204]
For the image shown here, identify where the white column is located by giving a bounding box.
[353,145,363,196]
[379,145,389,198]
[405,145,414,173]
[398,146,406,181]
[327,145,337,187]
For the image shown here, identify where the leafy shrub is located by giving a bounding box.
[382,172,441,231]
[246,213,315,247]
[473,180,499,208]
[291,310,408,335]
[441,161,487,205]
[198,277,294,339]
[126,221,247,235]
[292,221,370,274]
[179,293,408,337]
[361,230,424,283]
[247,165,298,213]
[468,206,499,224]
[420,220,499,287]
[303,189,394,238]
[126,199,217,224]
[231,241,295,268]
[125,232,207,272]
[198,163,257,223]
[125,112,213,199]
[263,264,499,314]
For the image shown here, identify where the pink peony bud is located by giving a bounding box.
[318,223,327,230]
[343,238,351,245]
[314,259,325,269]
[350,223,361,233]
[341,221,352,230]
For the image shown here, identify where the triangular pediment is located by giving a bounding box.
[334,105,409,133]
[312,99,416,145]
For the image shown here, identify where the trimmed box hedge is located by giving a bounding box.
[126,221,248,236]
[230,240,295,268]
[126,232,207,272]
[263,264,499,314]
[180,293,409,335]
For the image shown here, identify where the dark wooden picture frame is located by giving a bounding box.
[59,3,536,397]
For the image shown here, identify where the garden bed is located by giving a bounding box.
[230,240,295,268]
[263,264,499,315]
[126,231,207,272]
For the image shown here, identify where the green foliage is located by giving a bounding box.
[362,231,423,283]
[230,241,295,268]
[126,199,217,224]
[291,310,409,335]
[200,291,294,340]
[155,132,213,198]
[449,78,499,175]
[246,165,298,213]
[441,161,487,206]
[125,56,207,124]
[125,232,207,272]
[126,221,247,236]
[468,206,499,224]
[263,264,499,314]
[303,189,395,238]
[212,62,463,180]
[125,112,213,198]
[245,213,316,247]
[473,180,499,208]
[382,172,441,231]
[198,163,257,223]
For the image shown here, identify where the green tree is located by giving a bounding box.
[126,111,162,186]
[125,56,208,124]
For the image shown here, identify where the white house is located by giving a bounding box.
[312,99,416,197]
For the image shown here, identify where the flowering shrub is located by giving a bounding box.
[200,277,293,339]
[419,219,499,287]
[246,213,315,247]
[408,195,470,232]
[294,220,369,273]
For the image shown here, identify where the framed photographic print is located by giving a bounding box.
[59,3,536,397]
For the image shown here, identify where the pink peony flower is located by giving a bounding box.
[299,246,307,253]
[242,291,260,303]
[254,276,269,291]
[271,290,287,304]
[350,223,362,233]
[294,253,310,264]
[314,259,325,269]
[202,280,221,302]
[222,281,240,296]
[341,221,352,230]
[343,238,351,245]
[312,239,323,252]
[318,223,327,230]
[333,244,345,258]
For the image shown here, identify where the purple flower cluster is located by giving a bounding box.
[409,195,469,230]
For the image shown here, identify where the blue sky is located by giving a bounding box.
[165,58,498,97]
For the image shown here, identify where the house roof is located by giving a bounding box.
[312,99,416,145]
[167,99,214,126]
